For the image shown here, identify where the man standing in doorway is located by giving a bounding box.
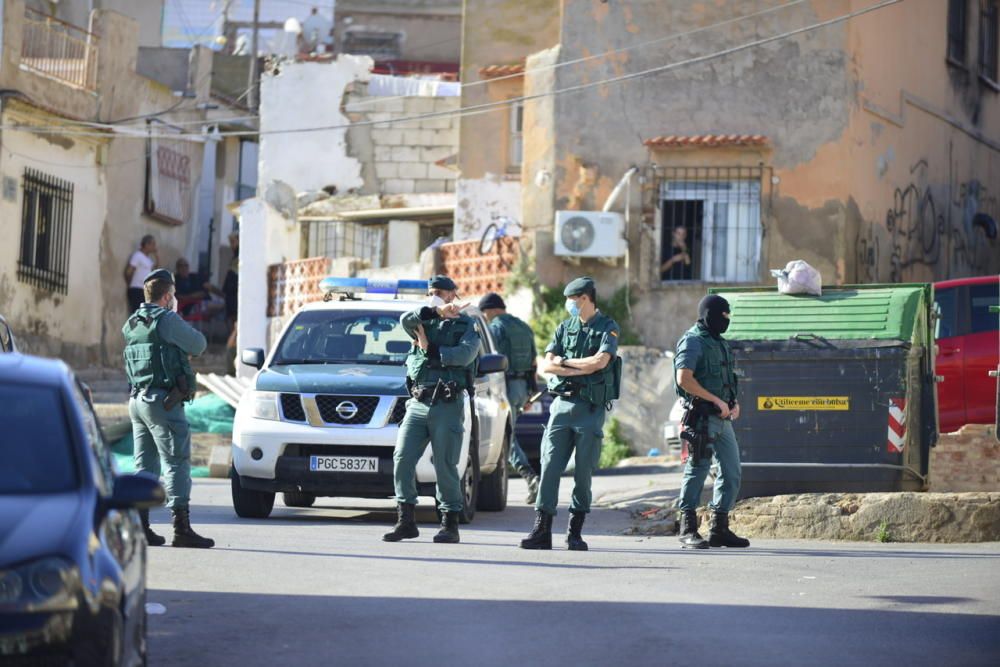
[520,277,620,551]
[673,294,750,549]
[478,292,540,504]
[383,275,481,545]
[125,235,158,313]
[123,269,214,549]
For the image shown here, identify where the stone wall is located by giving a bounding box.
[929,424,1000,492]
[345,91,459,195]
[613,346,677,456]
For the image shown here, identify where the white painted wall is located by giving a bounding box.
[258,57,373,194]
[386,220,421,265]
[0,124,107,360]
[454,174,522,242]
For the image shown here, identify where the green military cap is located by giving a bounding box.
[563,276,595,297]
[143,268,174,285]
[428,275,457,291]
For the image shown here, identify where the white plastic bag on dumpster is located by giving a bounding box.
[770,260,822,296]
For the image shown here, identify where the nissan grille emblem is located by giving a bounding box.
[335,401,359,420]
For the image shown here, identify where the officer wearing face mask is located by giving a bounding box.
[383,275,481,544]
[520,277,621,551]
[673,294,750,549]
[123,269,213,549]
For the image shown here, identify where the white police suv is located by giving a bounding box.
[231,278,512,523]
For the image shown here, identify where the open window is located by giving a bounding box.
[658,168,763,283]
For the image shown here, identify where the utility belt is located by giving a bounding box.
[410,379,462,405]
[506,371,534,380]
[130,373,194,410]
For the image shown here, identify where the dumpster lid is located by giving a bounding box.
[710,284,931,342]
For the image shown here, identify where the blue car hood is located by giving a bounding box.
[256,364,408,395]
[0,493,84,566]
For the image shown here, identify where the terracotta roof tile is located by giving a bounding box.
[643,134,769,149]
[478,62,526,79]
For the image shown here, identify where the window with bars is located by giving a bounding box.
[981,0,999,83]
[948,0,968,63]
[17,169,74,294]
[658,167,763,283]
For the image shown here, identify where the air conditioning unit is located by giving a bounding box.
[553,211,626,258]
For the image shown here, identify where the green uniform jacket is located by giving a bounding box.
[673,322,738,403]
[400,307,480,388]
[546,311,620,406]
[489,313,537,377]
[122,304,206,391]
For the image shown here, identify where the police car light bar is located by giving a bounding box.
[320,277,429,296]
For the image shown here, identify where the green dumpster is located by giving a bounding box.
[710,283,938,498]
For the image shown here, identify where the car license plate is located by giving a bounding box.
[309,455,378,473]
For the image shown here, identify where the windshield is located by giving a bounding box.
[0,383,78,494]
[272,309,414,366]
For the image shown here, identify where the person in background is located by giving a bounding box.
[174,258,225,319]
[124,235,158,313]
[478,292,541,504]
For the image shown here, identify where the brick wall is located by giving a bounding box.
[345,90,459,195]
[929,424,1000,492]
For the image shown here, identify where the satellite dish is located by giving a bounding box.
[560,216,596,252]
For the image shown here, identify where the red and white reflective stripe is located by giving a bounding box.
[887,398,906,453]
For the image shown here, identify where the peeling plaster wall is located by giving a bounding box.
[258,57,373,194]
[454,175,521,242]
[519,0,999,353]
[457,0,561,239]
[0,121,107,367]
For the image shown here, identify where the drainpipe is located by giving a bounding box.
[602,166,639,320]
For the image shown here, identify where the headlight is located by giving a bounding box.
[0,557,78,609]
[251,391,280,421]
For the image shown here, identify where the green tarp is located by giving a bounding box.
[110,394,235,478]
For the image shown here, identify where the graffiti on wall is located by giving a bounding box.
[856,159,999,283]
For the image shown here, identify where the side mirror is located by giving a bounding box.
[107,472,165,510]
[241,347,265,369]
[477,353,508,376]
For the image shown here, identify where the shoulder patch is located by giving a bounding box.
[610,330,618,337]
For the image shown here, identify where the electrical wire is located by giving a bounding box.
[0,0,903,143]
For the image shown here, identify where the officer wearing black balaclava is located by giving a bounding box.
[671,294,750,549]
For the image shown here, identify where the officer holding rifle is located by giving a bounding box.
[674,295,750,549]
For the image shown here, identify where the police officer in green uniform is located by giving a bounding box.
[674,294,750,549]
[383,275,481,544]
[520,277,620,551]
[478,292,540,504]
[123,269,214,549]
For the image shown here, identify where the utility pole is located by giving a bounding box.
[247,0,260,109]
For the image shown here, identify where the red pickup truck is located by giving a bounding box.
[934,275,999,434]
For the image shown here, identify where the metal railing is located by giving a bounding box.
[20,8,99,91]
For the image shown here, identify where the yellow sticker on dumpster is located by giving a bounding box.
[757,396,850,411]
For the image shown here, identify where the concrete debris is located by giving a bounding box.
[626,492,1000,543]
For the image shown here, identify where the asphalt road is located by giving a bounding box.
[146,473,1000,667]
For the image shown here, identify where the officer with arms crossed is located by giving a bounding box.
[383,275,481,545]
[123,269,214,549]
[520,277,621,551]
[674,294,750,549]
[478,292,541,504]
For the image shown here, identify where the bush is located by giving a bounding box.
[599,417,632,468]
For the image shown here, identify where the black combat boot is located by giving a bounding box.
[566,511,588,551]
[171,509,215,549]
[517,466,540,505]
[139,509,165,547]
[433,511,461,544]
[383,503,420,542]
[708,511,750,548]
[519,510,553,550]
[678,509,709,549]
